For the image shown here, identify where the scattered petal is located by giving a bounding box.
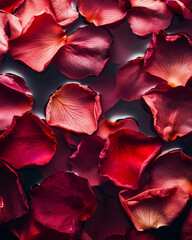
[165,0,192,19]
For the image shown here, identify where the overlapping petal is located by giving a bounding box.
[0,112,57,169]
[99,129,162,188]
[165,0,192,19]
[30,172,97,234]
[0,0,24,13]
[46,83,102,135]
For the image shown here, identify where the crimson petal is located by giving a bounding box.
[0,0,24,13]
[165,0,192,19]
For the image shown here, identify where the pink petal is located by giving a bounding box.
[54,25,112,79]
[165,0,192,19]
[46,83,102,135]
[0,12,9,60]
[99,129,162,188]
[6,13,23,39]
[119,186,189,231]
[127,0,172,36]
[144,31,192,87]
[78,0,126,26]
[0,0,24,13]
[30,172,97,234]
[9,12,66,72]
[0,73,33,130]
[0,112,57,169]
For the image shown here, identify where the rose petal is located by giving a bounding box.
[142,85,192,141]
[46,83,102,135]
[126,0,172,36]
[0,112,57,169]
[0,73,33,130]
[6,13,23,39]
[144,31,192,87]
[78,0,126,26]
[0,12,9,60]
[119,186,189,231]
[99,129,162,188]
[54,25,112,79]
[116,57,163,101]
[0,0,24,13]
[30,172,97,234]
[165,0,192,19]
[180,205,192,240]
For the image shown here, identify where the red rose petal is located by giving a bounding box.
[54,25,112,79]
[30,172,97,234]
[165,0,192,19]
[0,73,33,130]
[0,112,57,169]
[119,186,189,231]
[0,0,24,13]
[144,31,192,87]
[46,83,102,135]
[0,12,9,60]
[99,129,162,188]
[6,13,23,39]
[180,205,192,240]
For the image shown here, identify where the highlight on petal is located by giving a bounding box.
[30,172,97,234]
[69,135,105,186]
[9,12,66,72]
[0,0,24,13]
[46,83,102,135]
[0,160,28,224]
[144,31,192,87]
[78,0,126,26]
[99,129,162,188]
[54,25,112,79]
[0,73,33,130]
[142,85,192,141]
[0,12,9,60]
[6,13,23,40]
[116,57,163,101]
[119,186,189,231]
[126,0,172,36]
[0,112,57,169]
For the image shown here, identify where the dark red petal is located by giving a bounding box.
[30,172,97,234]
[0,112,57,169]
[165,0,192,19]
[99,129,162,188]
[144,31,192,87]
[142,85,192,141]
[119,186,188,231]
[78,0,126,26]
[0,0,24,13]
[54,25,112,79]
[127,0,172,36]
[116,57,163,101]
[180,205,192,240]
[46,83,102,135]
[9,13,66,72]
[69,135,105,186]
[0,160,28,223]
[0,74,33,130]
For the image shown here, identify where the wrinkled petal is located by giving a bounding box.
[0,0,24,13]
[54,25,112,79]
[30,172,97,234]
[144,31,192,87]
[69,135,105,186]
[165,0,192,19]
[78,0,126,26]
[127,0,172,36]
[119,186,188,231]
[46,83,102,135]
[116,57,163,101]
[0,73,33,130]
[99,129,162,188]
[0,112,57,169]
[9,13,66,72]
[142,85,192,141]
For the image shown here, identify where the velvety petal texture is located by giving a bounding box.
[143,85,192,141]
[0,73,33,130]
[0,112,57,169]
[0,0,24,13]
[165,0,192,19]
[99,129,162,188]
[144,31,192,87]
[46,83,102,135]
[119,186,188,231]
[30,172,97,234]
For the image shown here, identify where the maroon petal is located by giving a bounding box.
[30,172,97,234]
[0,112,57,169]
[0,73,33,130]
[180,205,192,240]
[69,135,105,186]
[144,31,192,87]
[46,83,102,135]
[54,25,112,79]
[127,0,172,36]
[119,186,188,231]
[99,129,162,188]
[116,57,163,101]
[142,85,192,141]
[0,0,24,13]
[165,0,192,19]
[78,0,126,26]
